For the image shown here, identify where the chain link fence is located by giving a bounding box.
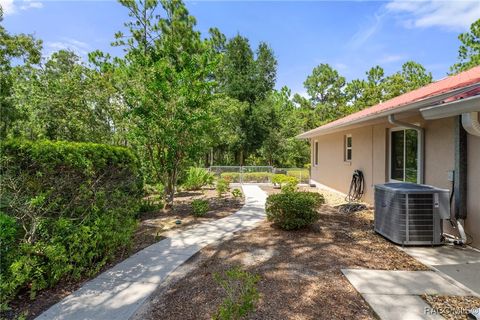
[209,166,309,184]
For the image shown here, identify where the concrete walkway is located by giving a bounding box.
[342,269,473,320]
[37,185,267,320]
[402,245,480,296]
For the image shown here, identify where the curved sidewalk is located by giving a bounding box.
[37,185,267,320]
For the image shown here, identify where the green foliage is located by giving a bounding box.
[213,266,260,320]
[271,174,299,190]
[231,188,242,198]
[0,139,142,304]
[115,0,219,206]
[139,197,163,213]
[191,199,209,217]
[451,19,480,74]
[265,191,324,230]
[183,167,215,191]
[220,172,241,183]
[216,178,230,197]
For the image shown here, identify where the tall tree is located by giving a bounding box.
[451,19,480,74]
[303,63,346,123]
[114,0,217,205]
[0,11,42,138]
[384,61,432,99]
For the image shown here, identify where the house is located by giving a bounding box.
[298,66,480,248]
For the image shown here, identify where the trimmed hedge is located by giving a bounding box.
[0,140,142,305]
[220,172,272,183]
[265,191,324,230]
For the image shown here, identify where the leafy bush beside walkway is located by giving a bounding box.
[0,140,143,307]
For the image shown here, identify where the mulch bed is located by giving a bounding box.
[141,188,428,320]
[5,188,244,320]
[422,295,480,320]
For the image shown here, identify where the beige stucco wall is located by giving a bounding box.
[467,133,480,248]
[310,124,388,203]
[309,117,479,248]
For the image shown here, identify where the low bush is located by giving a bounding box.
[284,169,309,183]
[191,199,209,217]
[265,191,325,230]
[220,172,240,183]
[213,266,260,320]
[219,172,272,183]
[272,174,299,191]
[241,172,272,183]
[216,178,230,198]
[183,167,214,191]
[0,139,142,305]
[139,197,163,213]
[231,188,242,198]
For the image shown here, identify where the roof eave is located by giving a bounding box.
[296,83,480,139]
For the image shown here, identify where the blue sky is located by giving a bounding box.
[2,0,479,95]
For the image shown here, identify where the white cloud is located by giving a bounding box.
[45,38,91,57]
[377,54,405,64]
[386,0,480,31]
[348,8,390,49]
[1,0,43,16]
[0,0,15,15]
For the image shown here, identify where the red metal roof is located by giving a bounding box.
[300,66,480,137]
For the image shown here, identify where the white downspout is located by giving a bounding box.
[461,112,480,137]
[387,114,425,184]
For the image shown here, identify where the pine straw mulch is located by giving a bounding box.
[139,195,428,320]
[422,295,480,320]
[6,188,244,320]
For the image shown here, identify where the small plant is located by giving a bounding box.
[216,178,230,197]
[183,167,215,191]
[139,197,163,213]
[265,191,325,230]
[213,266,260,320]
[191,199,209,217]
[271,174,299,190]
[231,188,242,198]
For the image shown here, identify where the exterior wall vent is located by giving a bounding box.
[374,183,450,245]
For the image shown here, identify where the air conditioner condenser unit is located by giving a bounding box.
[374,183,450,245]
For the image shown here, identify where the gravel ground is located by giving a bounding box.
[422,295,480,320]
[141,187,427,320]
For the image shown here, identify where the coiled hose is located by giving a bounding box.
[346,170,364,202]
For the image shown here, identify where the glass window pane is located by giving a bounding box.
[391,130,404,181]
[347,149,352,161]
[405,129,418,183]
[347,136,352,148]
[315,142,318,165]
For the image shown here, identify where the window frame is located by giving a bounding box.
[344,134,352,162]
[388,127,421,184]
[314,140,319,167]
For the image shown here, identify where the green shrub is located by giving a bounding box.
[216,178,230,197]
[220,172,240,183]
[213,266,260,320]
[143,183,164,196]
[272,174,299,190]
[139,197,163,213]
[0,139,142,304]
[183,167,214,191]
[284,169,309,183]
[191,199,209,217]
[265,191,324,230]
[242,172,272,183]
[231,188,242,198]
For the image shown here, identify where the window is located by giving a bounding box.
[344,134,352,162]
[390,129,418,183]
[314,141,319,166]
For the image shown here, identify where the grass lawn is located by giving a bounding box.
[138,186,428,320]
